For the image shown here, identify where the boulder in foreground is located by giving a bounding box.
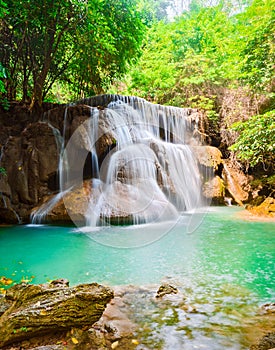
[0,281,114,347]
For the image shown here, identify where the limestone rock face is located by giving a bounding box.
[192,145,223,171]
[203,176,225,205]
[193,146,252,206]
[1,122,59,222]
[0,281,114,348]
[247,197,275,218]
[0,96,256,224]
[32,181,91,224]
[222,159,250,205]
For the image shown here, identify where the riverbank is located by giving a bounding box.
[1,282,274,350]
[236,208,275,222]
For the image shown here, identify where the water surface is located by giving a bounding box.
[1,206,274,349]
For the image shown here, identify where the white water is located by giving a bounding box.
[33,95,206,227]
[31,115,67,224]
[65,96,205,227]
[30,189,71,224]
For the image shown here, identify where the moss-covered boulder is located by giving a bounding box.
[0,281,114,348]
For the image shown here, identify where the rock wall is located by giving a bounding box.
[0,96,253,224]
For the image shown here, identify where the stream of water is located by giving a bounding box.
[1,206,274,349]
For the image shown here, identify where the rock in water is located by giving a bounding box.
[250,332,275,350]
[156,284,178,298]
[0,282,114,347]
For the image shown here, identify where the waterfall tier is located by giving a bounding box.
[29,95,208,226]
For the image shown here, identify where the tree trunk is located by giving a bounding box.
[30,25,56,109]
[30,75,45,109]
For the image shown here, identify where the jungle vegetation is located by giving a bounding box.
[0,0,274,172]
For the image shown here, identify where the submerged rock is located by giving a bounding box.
[250,332,275,350]
[156,284,178,298]
[260,303,275,314]
[0,281,114,348]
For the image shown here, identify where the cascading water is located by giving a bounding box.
[30,189,70,224]
[60,95,206,227]
[31,113,68,224]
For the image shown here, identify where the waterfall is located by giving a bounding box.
[60,95,205,227]
[87,108,100,179]
[30,191,64,224]
[31,115,67,224]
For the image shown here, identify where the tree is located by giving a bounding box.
[121,2,238,109]
[238,0,275,93]
[62,0,146,99]
[229,110,275,169]
[0,0,8,96]
[137,0,172,23]
[0,0,146,106]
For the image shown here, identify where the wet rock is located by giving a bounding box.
[247,197,275,218]
[250,332,275,350]
[48,279,69,288]
[0,295,11,317]
[222,159,250,205]
[47,176,178,226]
[94,180,178,225]
[0,207,20,224]
[97,296,136,341]
[203,175,225,205]
[193,146,252,206]
[260,303,275,314]
[156,284,178,298]
[192,146,227,204]
[0,95,214,224]
[192,145,223,171]
[0,122,60,222]
[0,282,114,348]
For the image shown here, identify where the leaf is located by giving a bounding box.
[71,337,79,345]
[0,277,13,285]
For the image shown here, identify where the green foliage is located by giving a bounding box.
[251,174,275,189]
[137,0,171,24]
[123,20,177,102]
[121,2,241,105]
[0,167,7,176]
[13,326,28,334]
[0,62,9,109]
[229,110,275,168]
[238,0,275,92]
[0,0,8,18]
[117,0,275,176]
[63,0,146,99]
[188,95,218,122]
[1,0,146,104]
[0,62,7,93]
